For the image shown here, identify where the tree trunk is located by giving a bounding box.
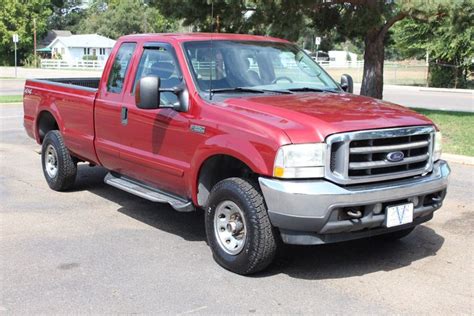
[360,30,385,99]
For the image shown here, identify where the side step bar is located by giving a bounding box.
[104,173,194,212]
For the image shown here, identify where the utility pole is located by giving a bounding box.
[34,18,37,67]
[13,34,19,77]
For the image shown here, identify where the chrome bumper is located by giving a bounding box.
[259,160,450,244]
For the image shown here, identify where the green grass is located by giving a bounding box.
[412,108,474,156]
[0,95,22,103]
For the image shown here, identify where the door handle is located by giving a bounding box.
[121,106,128,125]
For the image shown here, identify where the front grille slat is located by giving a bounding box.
[349,140,429,154]
[326,126,435,185]
[349,153,429,170]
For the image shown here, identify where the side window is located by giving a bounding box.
[107,42,136,93]
[133,46,182,105]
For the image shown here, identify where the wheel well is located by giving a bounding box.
[37,111,59,143]
[197,155,256,207]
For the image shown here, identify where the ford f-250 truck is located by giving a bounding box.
[23,33,450,275]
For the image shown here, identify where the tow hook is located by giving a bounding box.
[346,208,363,219]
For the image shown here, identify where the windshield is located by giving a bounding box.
[183,40,340,94]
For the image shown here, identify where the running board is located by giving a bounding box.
[104,173,194,212]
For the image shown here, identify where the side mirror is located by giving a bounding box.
[340,74,353,93]
[135,76,160,109]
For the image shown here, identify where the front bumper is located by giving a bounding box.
[259,160,450,245]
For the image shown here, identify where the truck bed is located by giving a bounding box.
[23,77,100,165]
[30,77,101,90]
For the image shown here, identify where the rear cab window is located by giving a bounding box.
[107,42,137,94]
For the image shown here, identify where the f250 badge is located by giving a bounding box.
[24,88,33,95]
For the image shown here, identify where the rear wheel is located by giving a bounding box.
[41,130,77,191]
[205,177,277,275]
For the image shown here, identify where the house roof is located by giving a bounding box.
[39,30,72,49]
[48,34,116,49]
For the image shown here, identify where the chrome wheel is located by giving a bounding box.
[214,200,247,255]
[45,144,58,178]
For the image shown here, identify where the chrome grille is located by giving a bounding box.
[326,126,435,185]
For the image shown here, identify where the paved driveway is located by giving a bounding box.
[1,103,473,314]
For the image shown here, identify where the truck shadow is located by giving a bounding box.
[73,165,445,280]
[73,165,206,242]
[262,225,444,280]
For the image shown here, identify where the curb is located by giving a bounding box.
[442,153,474,166]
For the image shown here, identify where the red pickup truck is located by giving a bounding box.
[24,33,450,275]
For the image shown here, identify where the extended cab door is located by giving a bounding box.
[118,42,192,197]
[94,42,137,171]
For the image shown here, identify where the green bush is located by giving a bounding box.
[21,54,39,68]
[428,63,468,88]
[83,55,98,61]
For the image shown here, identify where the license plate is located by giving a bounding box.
[385,203,414,228]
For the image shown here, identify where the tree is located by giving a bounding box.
[393,1,474,88]
[0,0,52,66]
[154,0,450,99]
[48,0,87,31]
[303,1,451,98]
[76,0,177,39]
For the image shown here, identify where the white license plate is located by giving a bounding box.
[385,203,414,228]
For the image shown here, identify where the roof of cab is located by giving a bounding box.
[118,33,291,44]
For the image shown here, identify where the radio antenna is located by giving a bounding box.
[209,0,214,100]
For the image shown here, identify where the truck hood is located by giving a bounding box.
[218,92,434,143]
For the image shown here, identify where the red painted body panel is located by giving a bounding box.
[218,92,434,143]
[23,33,437,205]
[23,80,99,164]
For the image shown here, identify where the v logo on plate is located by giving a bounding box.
[397,207,406,224]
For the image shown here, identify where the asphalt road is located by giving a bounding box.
[354,84,473,112]
[1,103,473,314]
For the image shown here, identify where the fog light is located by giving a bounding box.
[373,203,382,214]
[409,196,419,207]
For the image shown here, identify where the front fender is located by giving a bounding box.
[188,135,277,204]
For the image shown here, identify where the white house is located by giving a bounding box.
[47,34,116,63]
[328,50,358,66]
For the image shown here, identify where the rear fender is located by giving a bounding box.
[36,102,64,143]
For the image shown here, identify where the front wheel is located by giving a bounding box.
[205,178,278,275]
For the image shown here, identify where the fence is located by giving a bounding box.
[40,59,106,70]
[320,61,428,86]
[39,58,429,86]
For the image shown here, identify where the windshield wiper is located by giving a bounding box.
[210,87,292,95]
[288,87,338,93]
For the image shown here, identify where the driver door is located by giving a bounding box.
[118,42,192,197]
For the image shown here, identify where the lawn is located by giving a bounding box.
[412,108,474,156]
[0,95,23,103]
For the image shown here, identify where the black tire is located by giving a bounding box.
[377,227,415,241]
[41,130,77,191]
[205,177,278,275]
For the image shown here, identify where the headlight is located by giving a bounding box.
[273,143,326,178]
[433,131,442,161]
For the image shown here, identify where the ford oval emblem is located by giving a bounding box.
[386,151,405,162]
